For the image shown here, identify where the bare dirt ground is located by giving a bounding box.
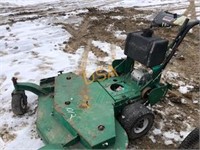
[0,0,199,149]
[62,8,150,54]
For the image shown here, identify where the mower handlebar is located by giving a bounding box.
[161,18,200,70]
[151,11,200,28]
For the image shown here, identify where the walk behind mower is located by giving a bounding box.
[11,11,200,149]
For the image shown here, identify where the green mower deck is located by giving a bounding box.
[37,72,129,149]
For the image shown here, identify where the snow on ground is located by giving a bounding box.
[0,0,199,149]
[178,85,194,94]
[82,40,125,77]
[106,0,189,8]
[0,0,59,6]
[0,18,82,149]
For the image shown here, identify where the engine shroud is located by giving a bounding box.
[124,31,169,68]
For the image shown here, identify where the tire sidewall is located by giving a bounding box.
[120,102,154,140]
[12,92,27,115]
[129,113,154,139]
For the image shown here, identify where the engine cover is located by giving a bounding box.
[124,30,169,68]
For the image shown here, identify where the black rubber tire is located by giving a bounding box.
[119,102,154,140]
[11,91,28,115]
[178,128,199,149]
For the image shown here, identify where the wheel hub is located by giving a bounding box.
[133,118,149,134]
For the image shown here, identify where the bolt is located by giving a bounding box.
[98,125,105,131]
[65,101,71,105]
[66,76,71,80]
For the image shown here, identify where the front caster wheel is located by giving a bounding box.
[11,91,28,115]
[119,102,154,140]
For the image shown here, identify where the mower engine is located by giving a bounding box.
[125,29,169,68]
[125,28,169,85]
[131,67,152,85]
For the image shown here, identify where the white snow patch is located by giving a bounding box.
[92,40,125,61]
[100,0,189,10]
[149,135,156,143]
[92,41,111,55]
[178,81,185,86]
[106,24,114,32]
[153,128,162,135]
[114,30,127,40]
[164,71,179,80]
[173,114,181,119]
[85,51,98,77]
[0,0,60,6]
[181,98,187,104]
[178,85,194,94]
[192,99,199,104]
[110,16,124,20]
[163,130,182,142]
[196,7,200,12]
[165,140,173,145]
[90,16,98,20]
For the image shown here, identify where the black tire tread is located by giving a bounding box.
[119,102,154,140]
[179,128,199,149]
[11,92,27,115]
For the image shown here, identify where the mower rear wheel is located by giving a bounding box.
[119,102,154,140]
[11,91,28,115]
[178,128,199,149]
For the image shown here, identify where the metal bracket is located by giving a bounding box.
[12,77,48,96]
